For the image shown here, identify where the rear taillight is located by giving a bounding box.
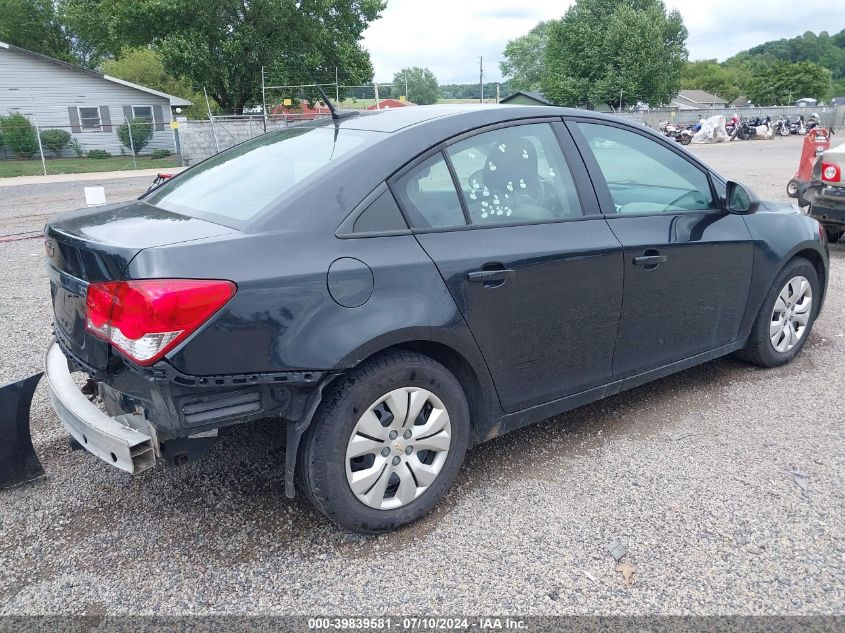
[85,279,236,365]
[822,162,841,182]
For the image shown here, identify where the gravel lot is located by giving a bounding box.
[1,135,843,615]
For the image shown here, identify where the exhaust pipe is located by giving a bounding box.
[0,372,45,489]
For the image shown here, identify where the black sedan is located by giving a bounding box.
[44,105,829,533]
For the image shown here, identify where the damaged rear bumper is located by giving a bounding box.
[46,340,157,474]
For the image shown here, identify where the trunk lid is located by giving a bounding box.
[45,200,236,370]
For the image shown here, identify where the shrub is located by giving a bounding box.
[39,129,72,156]
[151,148,172,159]
[69,138,84,158]
[0,112,38,159]
[86,149,112,159]
[116,121,154,155]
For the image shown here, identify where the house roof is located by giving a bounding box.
[0,41,193,107]
[500,91,552,105]
[729,95,752,107]
[367,99,415,110]
[672,90,728,107]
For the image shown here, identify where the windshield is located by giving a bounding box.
[146,123,379,225]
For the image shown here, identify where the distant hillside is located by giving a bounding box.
[729,29,845,81]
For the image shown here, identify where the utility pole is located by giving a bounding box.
[496,83,500,104]
[479,56,484,103]
[404,70,409,101]
[335,66,340,103]
[374,81,380,109]
[619,88,623,113]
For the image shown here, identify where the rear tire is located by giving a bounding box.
[826,229,842,243]
[735,258,819,368]
[786,179,800,198]
[297,351,470,533]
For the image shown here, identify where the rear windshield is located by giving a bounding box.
[146,122,379,225]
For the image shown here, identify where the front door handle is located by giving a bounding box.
[633,251,667,270]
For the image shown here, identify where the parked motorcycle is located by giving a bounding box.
[659,121,693,145]
[789,116,807,135]
[772,116,791,137]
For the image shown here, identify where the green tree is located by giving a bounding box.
[745,60,832,105]
[392,67,438,105]
[101,48,205,117]
[0,112,39,159]
[681,60,743,102]
[500,21,556,92]
[39,129,72,156]
[116,121,154,155]
[0,0,73,61]
[542,0,687,108]
[60,0,385,113]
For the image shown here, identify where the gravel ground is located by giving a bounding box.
[0,136,844,615]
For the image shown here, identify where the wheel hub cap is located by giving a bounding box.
[345,387,452,510]
[770,275,812,354]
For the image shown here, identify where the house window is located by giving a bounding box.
[78,106,101,131]
[132,106,154,123]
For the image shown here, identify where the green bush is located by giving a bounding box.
[116,121,154,155]
[39,129,72,156]
[151,148,172,159]
[69,138,84,158]
[0,112,38,159]
[86,149,112,159]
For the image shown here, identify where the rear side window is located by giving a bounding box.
[446,123,582,224]
[146,123,378,225]
[577,123,715,214]
[393,153,467,228]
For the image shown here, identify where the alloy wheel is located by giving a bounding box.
[345,387,452,510]
[770,275,812,353]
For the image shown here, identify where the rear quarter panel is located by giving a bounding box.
[125,230,491,381]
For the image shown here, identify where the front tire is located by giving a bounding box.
[786,179,800,198]
[297,351,470,533]
[735,258,819,367]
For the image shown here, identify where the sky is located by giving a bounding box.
[361,0,845,84]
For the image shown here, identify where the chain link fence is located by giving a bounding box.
[0,111,181,177]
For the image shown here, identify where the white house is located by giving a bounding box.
[670,90,727,110]
[0,41,192,157]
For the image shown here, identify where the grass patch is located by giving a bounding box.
[0,156,180,178]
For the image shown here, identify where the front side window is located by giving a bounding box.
[393,153,467,228]
[577,123,715,214]
[132,106,153,123]
[78,106,101,131]
[147,122,379,225]
[446,123,582,225]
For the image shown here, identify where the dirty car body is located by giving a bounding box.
[44,105,829,531]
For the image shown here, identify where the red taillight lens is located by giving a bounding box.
[821,162,841,182]
[85,279,236,365]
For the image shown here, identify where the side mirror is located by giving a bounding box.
[725,181,760,214]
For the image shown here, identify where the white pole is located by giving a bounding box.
[29,95,47,176]
[261,66,268,132]
[404,70,408,101]
[374,82,380,109]
[479,56,483,103]
[125,117,137,169]
[204,87,220,153]
[335,66,340,103]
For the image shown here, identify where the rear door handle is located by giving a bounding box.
[632,255,667,265]
[633,251,667,269]
[467,268,515,288]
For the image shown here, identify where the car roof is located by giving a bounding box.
[339,104,583,133]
